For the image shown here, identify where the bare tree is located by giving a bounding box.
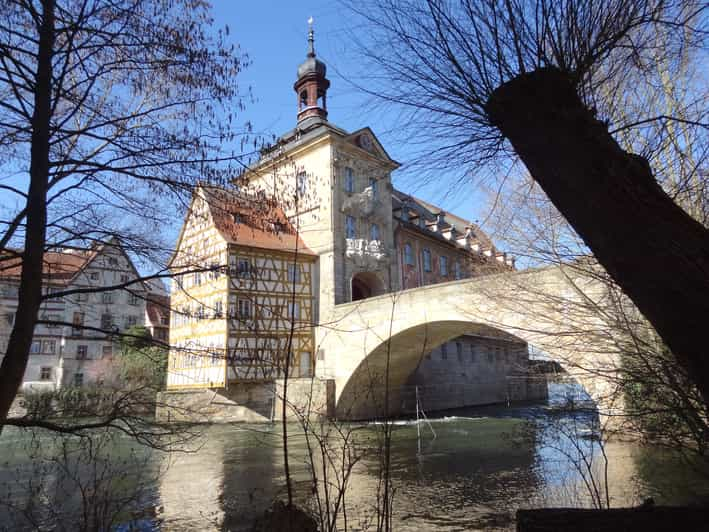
[0,0,252,424]
[346,0,709,404]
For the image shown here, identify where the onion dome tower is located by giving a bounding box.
[294,18,330,123]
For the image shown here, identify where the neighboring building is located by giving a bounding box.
[0,238,147,391]
[145,294,170,343]
[163,25,545,412]
[167,186,317,389]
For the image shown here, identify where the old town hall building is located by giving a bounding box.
[164,25,543,418]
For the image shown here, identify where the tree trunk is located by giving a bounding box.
[0,0,54,423]
[485,67,709,406]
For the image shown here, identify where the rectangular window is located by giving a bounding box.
[76,345,88,360]
[126,315,138,327]
[470,344,476,362]
[229,255,237,276]
[237,258,251,278]
[287,263,301,284]
[101,313,113,330]
[422,249,432,272]
[128,293,140,305]
[440,343,448,360]
[456,341,463,362]
[369,178,378,199]
[120,274,129,283]
[42,340,55,354]
[102,292,113,304]
[344,167,354,193]
[5,312,14,326]
[214,300,223,318]
[76,292,89,302]
[487,346,493,363]
[102,345,113,358]
[45,314,59,328]
[73,373,84,387]
[454,261,462,280]
[194,272,202,286]
[40,367,51,380]
[287,301,300,321]
[370,223,380,242]
[299,352,311,377]
[440,256,448,276]
[30,341,41,354]
[237,298,251,319]
[210,262,221,280]
[297,171,307,196]
[345,216,356,239]
[404,243,414,266]
[90,272,99,280]
[72,312,84,335]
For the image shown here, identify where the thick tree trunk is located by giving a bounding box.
[485,67,709,406]
[0,0,54,423]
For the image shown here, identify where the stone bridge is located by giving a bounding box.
[315,265,625,422]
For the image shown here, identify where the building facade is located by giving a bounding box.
[163,26,545,413]
[167,186,317,390]
[0,238,147,391]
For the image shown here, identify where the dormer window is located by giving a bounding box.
[400,208,409,222]
[419,217,426,229]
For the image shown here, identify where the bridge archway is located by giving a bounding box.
[351,272,385,301]
[319,268,625,425]
[335,320,530,419]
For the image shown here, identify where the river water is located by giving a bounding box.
[1,385,708,531]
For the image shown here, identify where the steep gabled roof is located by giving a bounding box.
[201,185,316,256]
[0,248,95,284]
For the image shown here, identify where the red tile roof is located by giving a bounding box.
[201,186,316,256]
[0,249,95,284]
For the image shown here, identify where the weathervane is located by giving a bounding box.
[307,16,315,57]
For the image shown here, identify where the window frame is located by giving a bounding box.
[440,255,448,276]
[404,243,414,266]
[345,215,357,239]
[40,367,52,380]
[422,248,432,272]
[344,167,354,193]
[370,223,380,242]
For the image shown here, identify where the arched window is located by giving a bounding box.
[300,90,308,108]
[404,243,414,265]
[422,248,432,272]
[370,223,380,242]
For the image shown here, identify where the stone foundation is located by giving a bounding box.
[156,378,335,424]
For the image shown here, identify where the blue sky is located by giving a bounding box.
[213,1,488,225]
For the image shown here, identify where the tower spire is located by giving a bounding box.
[294,17,330,124]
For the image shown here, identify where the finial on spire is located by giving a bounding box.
[307,16,315,57]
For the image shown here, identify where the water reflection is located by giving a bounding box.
[2,399,708,531]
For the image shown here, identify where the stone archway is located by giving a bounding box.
[351,272,385,301]
[335,320,528,419]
